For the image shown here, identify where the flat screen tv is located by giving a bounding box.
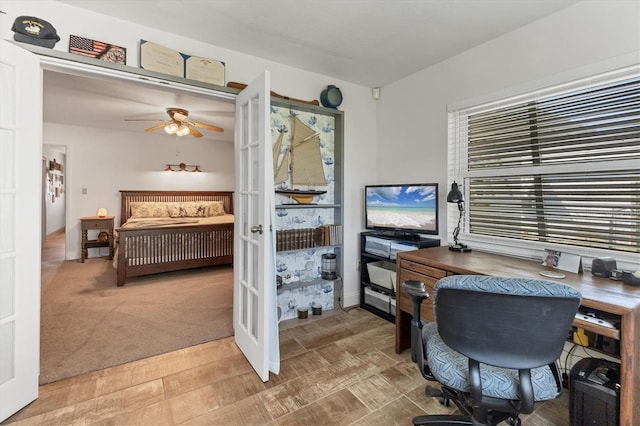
[365,183,439,238]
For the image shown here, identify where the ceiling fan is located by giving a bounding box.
[125,107,224,137]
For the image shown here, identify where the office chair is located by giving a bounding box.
[402,275,582,426]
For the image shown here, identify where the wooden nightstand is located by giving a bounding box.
[80,216,114,262]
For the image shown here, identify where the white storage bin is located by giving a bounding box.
[367,260,396,291]
[364,286,390,313]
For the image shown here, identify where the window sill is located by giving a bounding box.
[460,234,639,272]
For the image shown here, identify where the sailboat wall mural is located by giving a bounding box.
[272,108,334,204]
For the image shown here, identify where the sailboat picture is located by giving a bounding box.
[273,114,328,204]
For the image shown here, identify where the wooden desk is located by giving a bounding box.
[80,216,114,262]
[395,246,640,425]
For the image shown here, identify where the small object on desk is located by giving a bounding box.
[539,270,566,279]
[591,257,617,278]
[97,207,107,217]
[610,269,623,280]
[621,270,640,286]
[448,243,471,252]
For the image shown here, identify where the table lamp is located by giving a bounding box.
[447,181,471,252]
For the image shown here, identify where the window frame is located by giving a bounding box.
[447,65,640,271]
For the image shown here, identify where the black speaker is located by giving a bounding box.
[591,257,617,278]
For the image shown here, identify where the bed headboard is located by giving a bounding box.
[119,190,234,226]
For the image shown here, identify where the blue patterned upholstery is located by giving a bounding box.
[424,322,562,401]
[423,275,582,402]
[434,275,582,303]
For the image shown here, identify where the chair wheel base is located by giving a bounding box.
[425,386,452,407]
[412,414,472,425]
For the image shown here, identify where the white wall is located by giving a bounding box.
[0,0,377,306]
[377,0,640,249]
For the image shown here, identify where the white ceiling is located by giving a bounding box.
[46,0,581,140]
[43,70,237,143]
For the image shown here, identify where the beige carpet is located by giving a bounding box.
[40,253,233,384]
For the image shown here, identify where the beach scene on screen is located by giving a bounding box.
[366,186,437,231]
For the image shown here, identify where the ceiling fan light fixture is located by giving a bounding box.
[176,124,191,136]
[164,122,179,134]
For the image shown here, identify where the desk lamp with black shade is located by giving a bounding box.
[447,181,471,252]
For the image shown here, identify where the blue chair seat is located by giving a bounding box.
[423,322,562,401]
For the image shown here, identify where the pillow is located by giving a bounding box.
[129,202,170,218]
[165,201,226,218]
[207,201,226,217]
[167,202,208,218]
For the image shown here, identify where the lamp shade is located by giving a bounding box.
[447,181,463,203]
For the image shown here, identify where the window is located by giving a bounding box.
[448,66,639,262]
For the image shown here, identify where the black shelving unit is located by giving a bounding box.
[360,231,440,322]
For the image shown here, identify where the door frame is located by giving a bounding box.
[4,45,254,420]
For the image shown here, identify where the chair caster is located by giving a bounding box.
[426,386,443,397]
[425,386,451,406]
[507,416,522,426]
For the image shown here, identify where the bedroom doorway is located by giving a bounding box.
[41,144,67,272]
[38,64,238,384]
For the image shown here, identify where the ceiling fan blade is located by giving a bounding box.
[189,120,224,133]
[188,127,203,138]
[144,123,167,133]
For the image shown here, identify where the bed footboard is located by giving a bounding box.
[116,223,233,286]
[117,190,234,286]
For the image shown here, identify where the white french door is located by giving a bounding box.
[0,42,279,422]
[0,39,42,422]
[233,71,279,381]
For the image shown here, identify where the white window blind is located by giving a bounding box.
[449,66,640,256]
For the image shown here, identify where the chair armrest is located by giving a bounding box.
[402,280,429,300]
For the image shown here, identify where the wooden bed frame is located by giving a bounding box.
[116,190,234,286]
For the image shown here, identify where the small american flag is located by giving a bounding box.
[69,35,126,64]
[69,35,107,58]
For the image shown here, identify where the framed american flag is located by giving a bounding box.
[68,35,126,64]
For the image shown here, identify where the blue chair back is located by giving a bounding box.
[435,275,582,370]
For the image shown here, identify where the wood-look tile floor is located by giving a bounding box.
[4,308,569,425]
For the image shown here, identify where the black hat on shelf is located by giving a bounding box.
[11,16,60,49]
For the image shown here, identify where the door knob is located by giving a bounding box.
[250,225,263,234]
